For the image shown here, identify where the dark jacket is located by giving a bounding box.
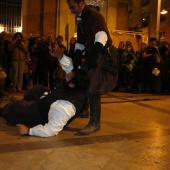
[2,85,86,126]
[77,6,112,53]
[8,41,28,62]
[76,6,117,95]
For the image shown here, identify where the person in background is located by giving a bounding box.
[0,31,11,91]
[27,31,36,58]
[55,35,68,87]
[68,37,77,59]
[8,32,29,92]
[158,41,170,93]
[36,34,51,87]
[136,42,147,67]
[56,35,68,56]
[66,0,117,135]
[134,42,147,92]
[114,41,125,91]
[47,34,58,89]
[120,42,137,92]
[142,37,163,93]
[22,40,30,90]
[116,41,125,58]
[29,37,41,86]
[0,35,8,97]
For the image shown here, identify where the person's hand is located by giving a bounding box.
[50,43,63,60]
[16,124,29,135]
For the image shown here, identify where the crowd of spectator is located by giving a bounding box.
[1,30,170,98]
[114,38,170,94]
[0,31,76,98]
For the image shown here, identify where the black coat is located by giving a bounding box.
[76,6,117,95]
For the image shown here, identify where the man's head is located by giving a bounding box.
[140,42,147,50]
[0,31,8,39]
[40,35,47,42]
[56,36,63,45]
[13,32,24,43]
[118,41,124,50]
[64,69,89,90]
[150,37,158,46]
[30,31,34,37]
[67,0,86,16]
[125,45,132,52]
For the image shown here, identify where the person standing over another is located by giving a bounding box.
[8,32,29,92]
[66,0,118,135]
[0,43,90,137]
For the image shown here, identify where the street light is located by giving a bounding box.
[160,8,170,15]
[160,8,168,14]
[156,0,161,40]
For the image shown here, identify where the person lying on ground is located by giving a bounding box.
[0,44,89,137]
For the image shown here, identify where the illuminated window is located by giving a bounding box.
[0,0,22,33]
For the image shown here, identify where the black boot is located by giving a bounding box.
[77,97,89,118]
[79,95,101,135]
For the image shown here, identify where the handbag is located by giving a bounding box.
[102,47,118,76]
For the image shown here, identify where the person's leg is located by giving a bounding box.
[22,73,28,90]
[17,61,25,91]
[0,78,7,97]
[79,94,101,135]
[77,97,89,118]
[10,61,18,91]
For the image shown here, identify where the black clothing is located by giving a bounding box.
[36,41,58,88]
[2,85,86,126]
[69,44,75,59]
[76,6,117,95]
[73,5,118,131]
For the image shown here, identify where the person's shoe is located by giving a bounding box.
[77,110,89,118]
[79,123,100,135]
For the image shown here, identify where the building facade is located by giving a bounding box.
[131,0,170,44]
[1,0,170,49]
[22,0,131,48]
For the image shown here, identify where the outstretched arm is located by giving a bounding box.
[16,100,76,137]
